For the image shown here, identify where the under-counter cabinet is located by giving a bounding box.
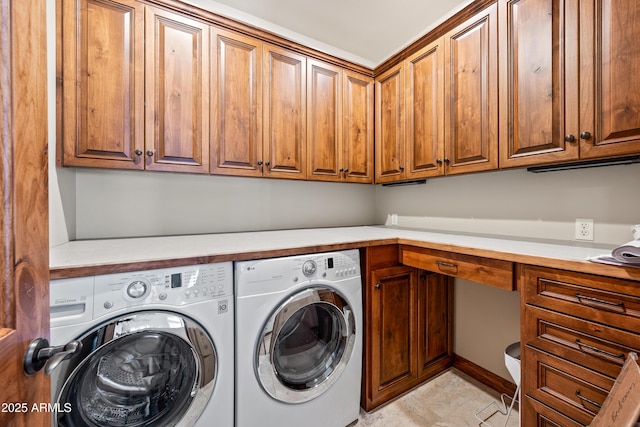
[59,0,210,172]
[375,3,498,183]
[499,0,640,168]
[362,245,453,411]
[521,265,640,426]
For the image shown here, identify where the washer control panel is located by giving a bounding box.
[93,262,232,319]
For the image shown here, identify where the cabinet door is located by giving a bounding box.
[145,7,210,173]
[375,62,405,183]
[210,28,263,177]
[369,266,417,406]
[417,273,452,378]
[61,0,144,169]
[263,44,307,179]
[405,38,445,178]
[307,59,342,182]
[579,0,640,159]
[498,0,580,168]
[343,70,374,183]
[445,3,499,174]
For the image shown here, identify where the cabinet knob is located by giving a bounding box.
[134,149,142,156]
[374,283,381,290]
[580,131,592,140]
[265,161,270,167]
[146,150,154,157]
[564,134,576,143]
[344,168,349,173]
[339,168,344,172]
[444,158,450,164]
[257,160,263,166]
[399,165,405,171]
[436,159,443,165]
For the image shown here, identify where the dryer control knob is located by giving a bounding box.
[127,280,148,299]
[302,260,317,277]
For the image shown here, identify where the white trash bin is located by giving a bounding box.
[474,342,520,427]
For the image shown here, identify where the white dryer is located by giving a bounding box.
[49,262,234,427]
[235,249,363,427]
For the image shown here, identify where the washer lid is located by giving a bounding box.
[54,311,216,427]
[255,286,356,404]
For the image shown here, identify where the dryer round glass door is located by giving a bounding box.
[256,286,356,403]
[54,312,217,427]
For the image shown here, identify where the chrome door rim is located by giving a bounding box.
[54,311,217,427]
[255,286,356,404]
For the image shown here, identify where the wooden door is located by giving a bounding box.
[307,59,342,182]
[445,3,499,175]
[210,28,263,177]
[375,62,405,183]
[0,0,50,425]
[579,0,640,159]
[405,38,445,178]
[342,70,374,184]
[60,0,144,169]
[145,7,210,173]
[498,0,580,168]
[263,44,307,179]
[368,266,417,407]
[417,273,452,379]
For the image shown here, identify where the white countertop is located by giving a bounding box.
[50,226,635,280]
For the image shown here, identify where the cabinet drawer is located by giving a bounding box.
[523,347,613,426]
[522,395,585,427]
[400,246,513,290]
[524,306,639,379]
[522,266,640,334]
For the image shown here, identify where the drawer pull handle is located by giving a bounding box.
[575,293,626,313]
[435,261,458,274]
[575,339,625,362]
[575,390,602,410]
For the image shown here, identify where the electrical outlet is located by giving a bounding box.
[575,219,594,241]
[390,214,398,226]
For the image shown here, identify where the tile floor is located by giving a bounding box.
[357,369,519,427]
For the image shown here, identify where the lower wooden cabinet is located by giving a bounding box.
[521,265,640,425]
[362,245,453,411]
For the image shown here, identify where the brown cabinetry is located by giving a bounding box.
[307,60,374,183]
[499,0,640,168]
[375,3,498,183]
[263,44,307,179]
[362,245,453,411]
[521,265,640,425]
[60,0,209,172]
[145,6,210,173]
[210,28,263,177]
[60,0,145,169]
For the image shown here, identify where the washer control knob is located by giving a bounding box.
[127,280,148,299]
[104,301,114,309]
[159,293,167,300]
[302,260,317,277]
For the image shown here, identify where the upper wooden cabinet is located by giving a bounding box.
[307,60,374,183]
[60,0,145,169]
[60,0,209,173]
[376,4,498,183]
[499,0,640,167]
[210,28,263,177]
[375,62,405,183]
[444,3,499,174]
[145,6,210,173]
[263,44,307,179]
[579,0,640,159]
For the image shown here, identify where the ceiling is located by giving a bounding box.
[191,0,471,67]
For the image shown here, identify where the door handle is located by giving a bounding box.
[24,338,82,376]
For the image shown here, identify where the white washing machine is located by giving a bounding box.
[235,249,363,427]
[48,262,234,427]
